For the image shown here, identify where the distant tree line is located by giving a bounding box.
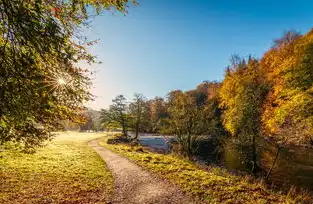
[100,81,226,155]
[102,29,313,179]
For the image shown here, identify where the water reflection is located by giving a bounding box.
[135,133,313,190]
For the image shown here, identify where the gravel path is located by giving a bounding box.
[89,139,200,204]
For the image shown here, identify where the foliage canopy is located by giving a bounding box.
[0,0,136,148]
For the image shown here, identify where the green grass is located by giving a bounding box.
[100,135,305,204]
[0,132,113,204]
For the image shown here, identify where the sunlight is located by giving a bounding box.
[43,71,72,93]
[58,78,66,85]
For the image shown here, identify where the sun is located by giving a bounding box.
[58,78,66,85]
[43,71,72,94]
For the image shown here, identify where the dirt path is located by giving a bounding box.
[89,139,200,204]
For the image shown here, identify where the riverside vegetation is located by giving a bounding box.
[100,30,313,203]
[101,134,309,203]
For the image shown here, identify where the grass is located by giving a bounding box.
[0,132,113,204]
[100,135,306,204]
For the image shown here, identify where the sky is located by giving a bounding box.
[84,0,313,110]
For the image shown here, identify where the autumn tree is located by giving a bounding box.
[139,100,154,133]
[79,110,94,131]
[79,108,102,131]
[0,0,136,149]
[219,56,269,173]
[166,91,211,157]
[150,97,169,132]
[260,30,313,179]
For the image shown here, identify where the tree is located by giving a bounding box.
[0,0,136,149]
[139,100,154,133]
[129,93,147,140]
[150,97,169,132]
[166,91,209,158]
[272,30,301,48]
[79,108,102,131]
[260,30,313,179]
[100,95,130,137]
[219,56,269,173]
[79,112,94,131]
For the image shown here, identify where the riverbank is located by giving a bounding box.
[100,135,310,203]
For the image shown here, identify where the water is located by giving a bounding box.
[262,145,313,190]
[223,142,313,190]
[133,133,313,190]
[128,133,171,152]
[139,136,169,151]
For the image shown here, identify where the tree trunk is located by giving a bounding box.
[122,122,127,137]
[135,122,139,140]
[266,146,281,180]
[215,147,221,163]
[187,127,192,157]
[252,134,257,174]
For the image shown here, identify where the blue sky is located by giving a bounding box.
[85,0,313,110]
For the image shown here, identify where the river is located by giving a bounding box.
[133,133,313,191]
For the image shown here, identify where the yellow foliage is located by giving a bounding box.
[261,29,313,144]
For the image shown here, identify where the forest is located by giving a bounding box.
[100,30,313,190]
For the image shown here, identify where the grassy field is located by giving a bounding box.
[0,132,113,204]
[100,135,307,204]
